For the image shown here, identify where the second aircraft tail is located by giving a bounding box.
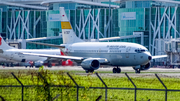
[60,7,84,44]
[0,36,13,50]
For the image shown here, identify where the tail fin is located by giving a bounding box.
[59,7,84,44]
[0,36,13,50]
[60,51,65,56]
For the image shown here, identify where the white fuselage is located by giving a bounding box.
[0,49,60,62]
[63,42,151,66]
[0,57,15,63]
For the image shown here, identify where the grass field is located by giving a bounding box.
[0,68,180,101]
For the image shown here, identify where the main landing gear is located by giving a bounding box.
[112,66,121,73]
[135,69,140,73]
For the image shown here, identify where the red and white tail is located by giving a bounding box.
[60,50,73,66]
[60,7,84,44]
[60,51,65,56]
[0,36,13,50]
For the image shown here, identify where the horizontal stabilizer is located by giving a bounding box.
[152,55,168,59]
[27,42,65,48]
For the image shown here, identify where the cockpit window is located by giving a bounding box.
[135,49,148,53]
[141,49,145,52]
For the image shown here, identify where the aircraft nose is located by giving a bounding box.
[148,56,152,60]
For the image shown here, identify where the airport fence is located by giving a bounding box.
[0,70,180,101]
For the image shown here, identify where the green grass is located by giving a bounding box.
[0,69,180,101]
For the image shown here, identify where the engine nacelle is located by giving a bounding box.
[140,62,151,70]
[81,58,100,71]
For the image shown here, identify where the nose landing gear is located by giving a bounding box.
[112,66,121,73]
[86,70,94,73]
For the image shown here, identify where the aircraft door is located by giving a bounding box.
[98,48,101,56]
[126,46,131,58]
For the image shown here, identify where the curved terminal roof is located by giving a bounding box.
[112,0,180,4]
[0,1,48,10]
[1,0,119,9]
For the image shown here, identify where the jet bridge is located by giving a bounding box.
[165,38,180,66]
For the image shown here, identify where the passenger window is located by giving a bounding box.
[135,49,146,53]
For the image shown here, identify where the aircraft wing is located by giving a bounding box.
[152,55,168,59]
[22,53,84,60]
[22,53,109,64]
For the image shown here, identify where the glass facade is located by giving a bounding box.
[125,1,151,8]
[26,38,63,49]
[51,2,114,11]
[2,12,6,33]
[0,0,180,54]
[116,8,145,36]
[150,7,180,39]
[1,7,149,49]
[46,10,61,37]
[120,1,179,8]
[5,10,47,39]
[52,3,76,10]
[40,11,47,38]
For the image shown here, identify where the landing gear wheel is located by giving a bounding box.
[135,69,141,73]
[116,68,121,73]
[6,64,9,67]
[113,67,121,73]
[113,68,117,73]
[48,64,52,68]
[35,66,40,68]
[10,63,14,67]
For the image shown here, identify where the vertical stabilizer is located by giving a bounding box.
[0,36,13,50]
[60,7,84,44]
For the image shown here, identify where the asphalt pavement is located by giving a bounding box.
[1,66,180,78]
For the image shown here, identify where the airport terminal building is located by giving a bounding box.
[0,0,180,63]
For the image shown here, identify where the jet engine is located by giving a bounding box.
[81,58,100,72]
[140,62,151,70]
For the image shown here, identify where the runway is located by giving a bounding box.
[0,66,180,73]
[0,65,180,71]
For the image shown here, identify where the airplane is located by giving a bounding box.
[0,57,16,66]
[0,37,74,67]
[23,7,167,73]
